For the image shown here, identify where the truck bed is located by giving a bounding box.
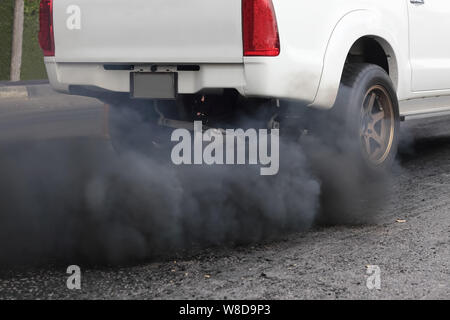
[53,0,243,63]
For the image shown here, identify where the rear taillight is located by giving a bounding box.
[242,0,280,57]
[39,0,55,56]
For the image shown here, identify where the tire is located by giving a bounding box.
[330,63,400,170]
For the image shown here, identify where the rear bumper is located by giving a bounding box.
[45,57,245,95]
[45,55,320,105]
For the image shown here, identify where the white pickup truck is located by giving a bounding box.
[39,0,450,168]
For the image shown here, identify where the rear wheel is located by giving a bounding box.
[332,63,400,170]
[360,84,396,166]
[309,64,400,225]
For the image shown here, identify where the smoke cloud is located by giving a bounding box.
[0,92,393,267]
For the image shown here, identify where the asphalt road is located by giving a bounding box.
[0,95,448,300]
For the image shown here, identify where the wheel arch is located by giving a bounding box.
[310,9,401,110]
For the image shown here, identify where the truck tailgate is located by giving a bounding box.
[53,0,243,63]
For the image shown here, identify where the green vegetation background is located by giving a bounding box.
[0,0,47,81]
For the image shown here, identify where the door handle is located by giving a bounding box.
[410,0,425,4]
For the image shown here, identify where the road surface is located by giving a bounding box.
[0,95,448,299]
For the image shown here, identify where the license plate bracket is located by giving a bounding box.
[131,72,177,99]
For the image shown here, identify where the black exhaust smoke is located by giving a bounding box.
[0,89,393,267]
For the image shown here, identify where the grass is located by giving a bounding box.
[21,5,46,80]
[0,0,47,81]
[0,0,14,80]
